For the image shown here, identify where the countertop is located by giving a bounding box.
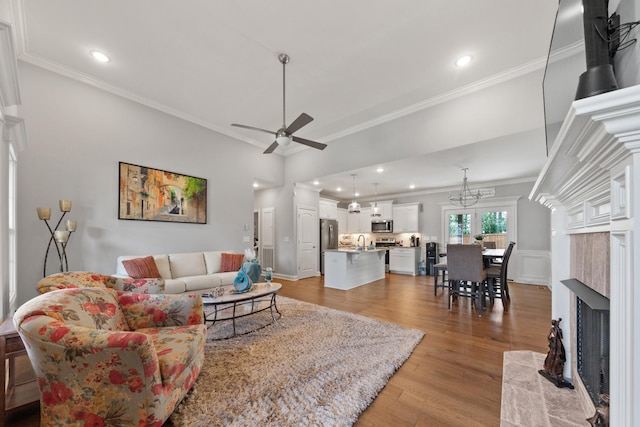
[327,247,389,253]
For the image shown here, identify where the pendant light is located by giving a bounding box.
[371,183,381,217]
[449,168,481,208]
[348,174,361,214]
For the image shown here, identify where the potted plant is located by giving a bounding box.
[474,234,484,248]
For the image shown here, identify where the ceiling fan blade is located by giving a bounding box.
[285,113,313,134]
[292,135,327,151]
[231,123,276,136]
[263,141,279,154]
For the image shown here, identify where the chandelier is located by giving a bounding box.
[449,168,481,208]
[348,174,361,214]
[371,183,381,217]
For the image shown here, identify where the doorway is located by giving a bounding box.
[297,205,318,279]
[442,199,517,250]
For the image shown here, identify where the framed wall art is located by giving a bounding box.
[119,162,207,224]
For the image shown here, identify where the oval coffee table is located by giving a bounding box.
[202,282,281,339]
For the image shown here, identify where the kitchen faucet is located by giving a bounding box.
[357,235,365,250]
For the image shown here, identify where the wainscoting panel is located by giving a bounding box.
[511,250,550,286]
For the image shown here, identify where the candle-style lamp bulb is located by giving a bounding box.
[59,200,72,212]
[37,207,51,220]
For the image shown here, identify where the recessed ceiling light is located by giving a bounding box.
[376,167,384,173]
[355,192,360,197]
[336,187,342,192]
[313,180,320,185]
[409,184,416,189]
[455,55,472,67]
[253,182,259,188]
[90,50,110,63]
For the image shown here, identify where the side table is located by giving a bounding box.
[0,320,39,427]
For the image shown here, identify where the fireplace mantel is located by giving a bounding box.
[530,84,640,426]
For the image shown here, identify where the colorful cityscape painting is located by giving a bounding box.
[118,162,207,224]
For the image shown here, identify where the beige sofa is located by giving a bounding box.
[115,251,240,294]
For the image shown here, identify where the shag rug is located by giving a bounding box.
[167,296,424,426]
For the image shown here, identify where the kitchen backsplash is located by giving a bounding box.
[339,232,424,247]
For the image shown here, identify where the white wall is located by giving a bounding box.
[614,0,640,88]
[16,63,283,306]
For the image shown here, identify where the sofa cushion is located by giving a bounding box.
[203,250,232,274]
[169,252,206,278]
[122,256,162,279]
[117,255,172,280]
[182,275,222,292]
[163,279,187,294]
[220,253,244,272]
[218,271,238,286]
[153,255,172,279]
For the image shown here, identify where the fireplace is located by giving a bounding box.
[576,293,609,406]
[531,81,640,426]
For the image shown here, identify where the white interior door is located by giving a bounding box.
[297,205,317,279]
[260,207,275,270]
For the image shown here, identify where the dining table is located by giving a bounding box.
[433,247,505,295]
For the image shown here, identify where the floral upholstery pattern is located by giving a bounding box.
[14,287,206,427]
[38,271,165,294]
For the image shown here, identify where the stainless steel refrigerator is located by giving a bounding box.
[320,219,338,274]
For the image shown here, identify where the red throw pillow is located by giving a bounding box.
[122,256,162,279]
[220,253,245,272]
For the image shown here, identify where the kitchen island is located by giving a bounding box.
[323,248,387,290]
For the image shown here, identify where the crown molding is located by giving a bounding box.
[321,57,549,143]
[10,0,551,157]
[0,20,21,108]
[2,114,27,150]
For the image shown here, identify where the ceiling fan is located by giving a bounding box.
[232,53,327,154]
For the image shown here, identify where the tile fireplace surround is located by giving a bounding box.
[530,84,640,426]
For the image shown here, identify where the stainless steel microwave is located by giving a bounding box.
[371,219,393,233]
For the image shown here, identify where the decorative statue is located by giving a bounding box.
[586,393,609,427]
[233,249,262,293]
[538,318,574,389]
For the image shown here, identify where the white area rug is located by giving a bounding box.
[168,296,424,426]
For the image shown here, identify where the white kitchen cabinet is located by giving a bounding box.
[347,211,359,233]
[392,203,420,232]
[358,208,371,232]
[319,198,338,219]
[346,207,372,233]
[370,200,393,220]
[389,247,420,275]
[337,208,347,235]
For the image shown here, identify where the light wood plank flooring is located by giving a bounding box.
[7,274,551,426]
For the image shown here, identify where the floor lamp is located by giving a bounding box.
[37,200,77,277]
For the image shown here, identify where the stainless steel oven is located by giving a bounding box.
[371,219,393,233]
[375,238,396,272]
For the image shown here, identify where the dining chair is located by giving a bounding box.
[486,241,516,306]
[446,244,487,316]
[433,261,448,296]
[483,241,497,249]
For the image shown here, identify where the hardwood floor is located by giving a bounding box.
[7,274,551,426]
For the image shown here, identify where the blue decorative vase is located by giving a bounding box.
[243,260,262,283]
[233,260,261,292]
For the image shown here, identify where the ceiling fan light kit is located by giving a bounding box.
[231,53,327,154]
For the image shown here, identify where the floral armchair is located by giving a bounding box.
[14,287,206,427]
[38,271,165,294]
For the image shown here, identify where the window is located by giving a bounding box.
[442,198,518,250]
[8,144,16,314]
